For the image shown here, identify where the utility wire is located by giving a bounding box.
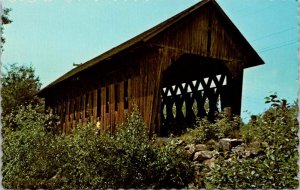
[258,40,297,53]
[251,27,296,42]
[259,39,297,51]
[234,2,284,19]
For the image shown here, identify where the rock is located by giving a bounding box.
[156,137,170,145]
[219,138,243,152]
[193,150,217,161]
[176,139,184,146]
[195,144,208,151]
[184,144,192,150]
[206,139,219,151]
[245,146,263,157]
[245,150,251,157]
[249,141,261,148]
[185,144,196,157]
[231,145,245,156]
[203,157,217,169]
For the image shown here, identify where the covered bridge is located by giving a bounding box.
[38,0,264,136]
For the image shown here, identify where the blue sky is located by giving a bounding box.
[2,0,298,121]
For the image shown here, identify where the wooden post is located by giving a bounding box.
[101,87,106,131]
[225,61,244,116]
[83,94,86,121]
[76,96,80,123]
[69,99,74,129]
[128,78,132,112]
[229,71,243,116]
[93,89,98,123]
[66,99,70,133]
[109,84,115,133]
[119,81,125,124]
[223,107,232,120]
[88,91,92,122]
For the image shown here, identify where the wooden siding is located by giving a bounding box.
[149,3,246,74]
[42,2,257,136]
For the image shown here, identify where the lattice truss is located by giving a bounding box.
[161,74,227,126]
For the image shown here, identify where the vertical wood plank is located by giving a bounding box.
[119,81,124,124]
[105,86,110,133]
[83,94,86,121]
[69,99,74,130]
[93,89,98,123]
[115,83,119,127]
[88,91,92,122]
[109,84,115,133]
[66,99,70,133]
[101,87,106,131]
[60,100,65,133]
[76,96,80,123]
[104,87,108,131]
[128,78,132,112]
[139,75,143,117]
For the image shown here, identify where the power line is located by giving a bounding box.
[259,39,297,51]
[234,1,285,20]
[229,4,256,14]
[258,40,297,53]
[251,27,296,42]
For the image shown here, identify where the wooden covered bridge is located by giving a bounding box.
[38,0,264,136]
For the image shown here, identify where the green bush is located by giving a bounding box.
[2,104,58,188]
[152,139,194,188]
[2,107,193,189]
[179,113,241,144]
[3,94,297,189]
[203,95,299,189]
[204,150,298,189]
[1,63,42,116]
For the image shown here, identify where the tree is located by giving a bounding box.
[1,63,42,116]
[1,7,12,51]
[1,8,12,25]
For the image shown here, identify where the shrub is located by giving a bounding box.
[1,63,41,116]
[179,113,241,144]
[151,138,194,188]
[2,105,58,188]
[2,107,193,189]
[204,150,298,189]
[203,95,299,189]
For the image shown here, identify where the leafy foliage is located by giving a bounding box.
[1,63,42,116]
[1,8,12,25]
[202,94,299,189]
[179,113,241,144]
[1,8,12,50]
[2,108,193,189]
[2,105,58,188]
[204,153,298,189]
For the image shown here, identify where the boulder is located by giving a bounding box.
[193,150,217,161]
[245,146,263,157]
[185,144,196,157]
[231,145,245,156]
[249,141,261,148]
[245,150,251,157]
[176,139,184,146]
[203,157,217,169]
[195,144,208,151]
[219,138,243,152]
